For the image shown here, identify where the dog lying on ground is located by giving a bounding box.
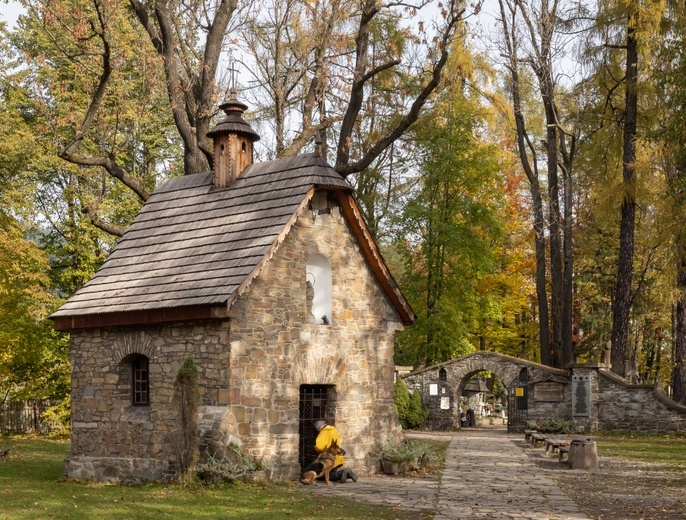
[300,440,346,486]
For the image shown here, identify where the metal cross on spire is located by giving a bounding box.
[227,56,239,91]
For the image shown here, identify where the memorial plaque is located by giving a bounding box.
[429,383,438,396]
[533,382,564,402]
[572,375,591,417]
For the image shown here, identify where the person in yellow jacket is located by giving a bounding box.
[314,420,358,483]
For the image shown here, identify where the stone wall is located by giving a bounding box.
[67,322,231,482]
[596,370,686,433]
[403,352,571,429]
[67,192,405,482]
[227,195,404,480]
[403,354,686,435]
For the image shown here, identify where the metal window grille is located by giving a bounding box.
[132,356,149,405]
[298,385,336,470]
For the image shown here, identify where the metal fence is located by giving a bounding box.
[0,400,58,434]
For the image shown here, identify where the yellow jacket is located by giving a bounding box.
[315,425,344,467]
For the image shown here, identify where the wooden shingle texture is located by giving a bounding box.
[51,152,415,330]
[52,154,349,318]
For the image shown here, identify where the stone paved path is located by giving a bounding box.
[301,428,590,520]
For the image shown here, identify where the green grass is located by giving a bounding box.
[0,435,427,520]
[595,432,686,469]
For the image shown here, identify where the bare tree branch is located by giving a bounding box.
[335,0,465,176]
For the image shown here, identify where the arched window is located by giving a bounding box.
[132,355,150,405]
[306,253,332,325]
[439,368,447,381]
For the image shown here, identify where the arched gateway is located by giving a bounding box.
[402,351,686,434]
[402,352,570,433]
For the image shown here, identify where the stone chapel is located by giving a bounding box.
[51,91,414,482]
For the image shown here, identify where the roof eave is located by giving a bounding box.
[50,304,231,332]
[334,191,416,326]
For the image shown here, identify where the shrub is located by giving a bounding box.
[381,439,429,470]
[196,444,266,485]
[40,398,70,435]
[393,378,410,424]
[394,379,428,429]
[526,415,573,434]
[406,389,429,429]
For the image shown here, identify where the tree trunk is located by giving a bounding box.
[533,188,552,366]
[672,246,686,404]
[611,20,638,378]
[497,0,551,365]
[562,143,575,366]
[543,96,564,368]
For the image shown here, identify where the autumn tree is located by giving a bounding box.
[392,77,509,366]
[240,0,469,240]
[653,0,686,402]
[609,1,639,378]
[494,0,585,367]
[582,0,666,377]
[0,213,68,404]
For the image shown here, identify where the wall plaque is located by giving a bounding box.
[533,382,564,402]
[572,375,591,417]
[440,396,450,410]
[429,384,438,396]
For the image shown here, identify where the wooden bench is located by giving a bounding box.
[524,430,538,442]
[545,438,570,456]
[558,445,570,462]
[530,433,546,447]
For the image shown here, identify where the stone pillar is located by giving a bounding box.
[569,438,599,470]
[568,364,601,433]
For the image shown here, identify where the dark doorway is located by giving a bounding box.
[299,385,336,470]
[507,368,529,432]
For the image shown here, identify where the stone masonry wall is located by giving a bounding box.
[67,192,405,482]
[404,354,686,435]
[404,352,571,429]
[227,195,404,480]
[67,322,231,482]
[596,370,686,433]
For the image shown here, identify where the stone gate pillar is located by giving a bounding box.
[568,364,601,433]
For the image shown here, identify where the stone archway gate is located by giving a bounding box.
[401,352,571,432]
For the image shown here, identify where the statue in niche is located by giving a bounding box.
[306,276,316,324]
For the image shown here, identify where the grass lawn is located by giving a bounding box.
[595,432,686,469]
[0,435,424,520]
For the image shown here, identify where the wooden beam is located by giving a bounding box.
[51,304,228,331]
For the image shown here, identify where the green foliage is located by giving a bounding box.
[406,389,429,429]
[392,84,513,366]
[40,399,71,435]
[380,439,429,470]
[393,377,410,423]
[491,375,506,401]
[173,356,200,477]
[196,444,266,486]
[0,214,68,403]
[393,379,428,429]
[525,416,573,434]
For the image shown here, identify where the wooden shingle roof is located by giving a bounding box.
[51,153,415,330]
